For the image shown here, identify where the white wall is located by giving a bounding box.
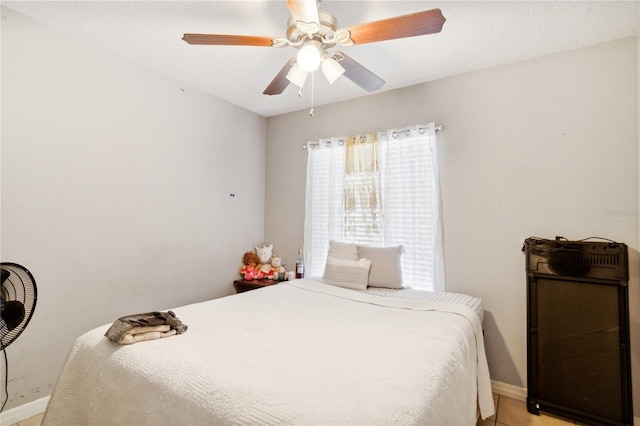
[266,37,639,412]
[1,8,266,411]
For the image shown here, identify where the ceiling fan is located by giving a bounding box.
[182,0,446,96]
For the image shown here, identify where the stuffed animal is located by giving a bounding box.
[271,256,285,274]
[255,244,274,274]
[240,251,261,280]
[267,256,286,281]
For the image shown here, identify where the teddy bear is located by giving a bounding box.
[269,256,286,280]
[239,251,261,280]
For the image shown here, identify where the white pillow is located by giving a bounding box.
[327,240,359,261]
[323,257,371,290]
[356,245,404,289]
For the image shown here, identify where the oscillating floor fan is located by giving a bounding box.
[1,262,38,412]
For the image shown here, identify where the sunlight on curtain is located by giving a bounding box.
[344,133,383,245]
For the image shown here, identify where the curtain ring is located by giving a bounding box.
[391,131,398,138]
[325,141,331,147]
[418,127,425,134]
[406,129,411,136]
[338,139,345,146]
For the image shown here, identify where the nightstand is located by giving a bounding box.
[233,279,277,293]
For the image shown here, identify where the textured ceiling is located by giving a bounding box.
[3,0,639,117]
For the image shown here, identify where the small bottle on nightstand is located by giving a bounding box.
[295,249,304,279]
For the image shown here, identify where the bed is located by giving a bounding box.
[43,278,495,425]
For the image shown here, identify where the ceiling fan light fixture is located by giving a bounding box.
[297,42,322,72]
[321,56,345,85]
[286,63,308,88]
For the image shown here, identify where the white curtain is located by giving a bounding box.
[303,123,445,291]
[378,123,445,291]
[304,137,346,278]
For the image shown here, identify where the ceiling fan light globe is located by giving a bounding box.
[321,57,345,85]
[297,44,322,72]
[286,63,308,88]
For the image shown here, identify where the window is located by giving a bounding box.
[303,123,444,291]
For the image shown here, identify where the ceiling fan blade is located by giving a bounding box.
[286,0,320,27]
[336,52,385,92]
[263,60,294,96]
[182,34,273,47]
[345,8,445,45]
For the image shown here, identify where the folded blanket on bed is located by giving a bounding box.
[104,311,187,345]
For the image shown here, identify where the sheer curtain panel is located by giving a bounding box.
[304,137,346,278]
[344,133,383,245]
[379,123,445,291]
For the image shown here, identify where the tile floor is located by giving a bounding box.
[8,412,43,426]
[10,395,579,426]
[479,394,579,426]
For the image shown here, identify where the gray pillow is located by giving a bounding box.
[356,245,404,288]
[323,256,371,290]
[327,240,359,261]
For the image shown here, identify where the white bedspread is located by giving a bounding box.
[43,279,494,425]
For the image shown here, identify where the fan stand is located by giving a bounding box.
[1,263,38,413]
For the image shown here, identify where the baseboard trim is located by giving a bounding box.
[491,380,527,401]
[0,396,49,425]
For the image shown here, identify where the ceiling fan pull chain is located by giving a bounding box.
[309,72,315,117]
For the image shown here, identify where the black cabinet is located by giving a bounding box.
[524,237,633,425]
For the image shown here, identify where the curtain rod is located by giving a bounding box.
[302,123,443,150]
[381,123,443,137]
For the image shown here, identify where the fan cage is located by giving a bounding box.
[1,263,37,349]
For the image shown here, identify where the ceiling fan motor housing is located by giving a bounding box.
[287,11,337,43]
